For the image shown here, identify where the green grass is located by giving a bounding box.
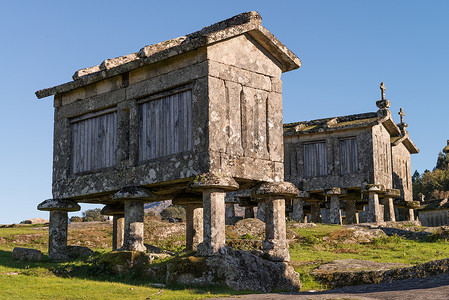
[3,222,449,297]
[288,224,449,290]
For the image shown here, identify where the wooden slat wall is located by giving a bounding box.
[71,112,117,174]
[339,138,358,174]
[303,142,327,177]
[139,90,192,161]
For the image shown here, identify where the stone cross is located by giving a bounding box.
[399,107,405,124]
[380,82,386,100]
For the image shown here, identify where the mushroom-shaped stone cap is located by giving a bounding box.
[189,173,239,191]
[361,184,384,194]
[101,204,124,215]
[252,181,299,198]
[172,193,203,205]
[112,187,156,201]
[384,189,401,197]
[37,199,81,212]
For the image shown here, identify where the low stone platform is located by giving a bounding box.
[312,258,449,289]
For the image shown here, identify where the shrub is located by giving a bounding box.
[70,216,83,222]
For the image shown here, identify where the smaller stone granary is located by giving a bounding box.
[35,12,301,261]
[283,83,419,224]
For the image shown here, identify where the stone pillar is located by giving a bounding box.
[325,188,346,225]
[172,193,204,251]
[37,199,81,261]
[367,192,381,223]
[244,207,255,218]
[112,187,156,252]
[225,203,235,219]
[257,202,265,222]
[252,181,299,262]
[189,173,239,256]
[363,184,384,223]
[185,204,203,251]
[310,201,321,223]
[345,200,357,224]
[291,198,305,222]
[113,215,125,250]
[101,204,125,250]
[123,200,146,252]
[382,189,399,222]
[408,208,415,221]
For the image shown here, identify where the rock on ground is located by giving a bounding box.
[12,247,42,261]
[166,249,301,292]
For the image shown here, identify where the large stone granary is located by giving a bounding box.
[283,83,419,224]
[35,12,301,261]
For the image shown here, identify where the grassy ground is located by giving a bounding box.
[2,220,449,298]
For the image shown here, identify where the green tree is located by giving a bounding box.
[435,152,449,171]
[82,208,104,222]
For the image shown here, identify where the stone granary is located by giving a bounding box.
[284,83,419,225]
[35,12,301,261]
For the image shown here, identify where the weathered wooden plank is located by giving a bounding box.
[138,90,192,162]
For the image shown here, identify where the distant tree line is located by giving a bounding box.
[413,151,449,200]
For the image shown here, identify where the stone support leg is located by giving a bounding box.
[345,200,357,224]
[244,207,255,218]
[185,204,203,251]
[383,197,396,222]
[310,202,321,223]
[199,189,226,256]
[112,214,125,250]
[49,210,68,261]
[367,192,382,223]
[123,200,146,252]
[291,199,305,222]
[263,196,290,262]
[225,203,235,219]
[329,196,342,224]
[257,202,265,222]
[408,208,415,221]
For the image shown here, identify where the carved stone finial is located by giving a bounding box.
[376,82,391,110]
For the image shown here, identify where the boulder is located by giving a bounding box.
[12,247,42,261]
[65,246,94,258]
[166,249,301,292]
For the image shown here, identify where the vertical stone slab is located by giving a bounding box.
[49,210,68,261]
[408,208,415,221]
[123,200,146,252]
[200,189,226,255]
[310,202,321,223]
[345,200,358,224]
[244,207,255,218]
[291,199,305,222]
[186,204,203,251]
[329,196,342,224]
[113,214,125,250]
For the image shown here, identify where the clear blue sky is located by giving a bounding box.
[1,1,448,224]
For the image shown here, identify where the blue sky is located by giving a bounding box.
[1,1,448,224]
